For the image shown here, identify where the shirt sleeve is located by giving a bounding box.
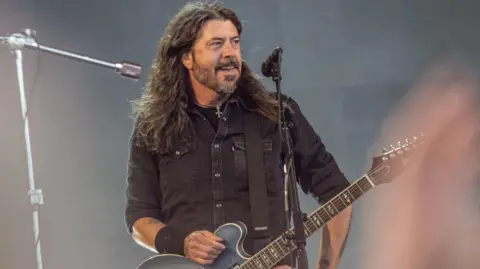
[124,120,163,234]
[286,97,350,204]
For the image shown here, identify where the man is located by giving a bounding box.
[125,2,352,269]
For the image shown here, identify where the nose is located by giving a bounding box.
[221,41,236,58]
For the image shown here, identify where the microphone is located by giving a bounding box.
[1,30,142,81]
[116,61,142,80]
[261,47,283,77]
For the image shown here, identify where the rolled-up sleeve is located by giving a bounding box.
[125,122,163,234]
[287,97,350,204]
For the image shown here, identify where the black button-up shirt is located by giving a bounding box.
[125,94,350,257]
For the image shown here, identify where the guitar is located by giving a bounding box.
[136,135,424,269]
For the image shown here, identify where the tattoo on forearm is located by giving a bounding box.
[319,245,331,267]
[319,258,330,267]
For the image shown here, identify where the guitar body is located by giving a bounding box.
[137,222,250,269]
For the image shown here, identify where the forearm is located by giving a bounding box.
[317,205,352,269]
[132,217,166,252]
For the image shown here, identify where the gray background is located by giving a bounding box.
[1,1,479,269]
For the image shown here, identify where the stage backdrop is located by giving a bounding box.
[1,1,479,269]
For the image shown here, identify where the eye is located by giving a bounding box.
[210,41,223,48]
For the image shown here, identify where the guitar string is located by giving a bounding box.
[241,167,380,269]
[242,173,374,268]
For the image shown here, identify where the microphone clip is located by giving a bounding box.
[261,47,283,81]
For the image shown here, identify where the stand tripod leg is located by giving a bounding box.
[15,49,45,269]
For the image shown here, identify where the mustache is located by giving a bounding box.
[216,58,239,70]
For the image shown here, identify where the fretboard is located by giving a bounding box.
[240,172,379,269]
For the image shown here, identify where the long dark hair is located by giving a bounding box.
[132,2,280,153]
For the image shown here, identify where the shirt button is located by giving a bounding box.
[216,203,222,208]
[213,144,219,148]
[214,173,220,178]
[175,151,180,156]
[222,117,227,121]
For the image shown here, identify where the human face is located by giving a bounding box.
[183,19,242,96]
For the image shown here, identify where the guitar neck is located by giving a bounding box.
[302,173,376,236]
[240,173,378,269]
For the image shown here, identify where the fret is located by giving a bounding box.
[348,184,358,199]
[325,203,338,216]
[305,219,316,231]
[309,219,316,228]
[355,181,366,193]
[350,188,358,200]
[364,173,375,187]
[360,178,373,193]
[321,207,332,222]
[260,254,270,268]
[244,240,286,269]
[337,194,348,207]
[332,197,344,211]
[316,211,326,225]
[304,222,312,235]
[256,251,269,268]
[243,262,252,269]
[253,258,264,269]
[256,254,268,269]
[261,251,272,267]
[344,188,355,203]
[268,244,280,260]
[276,235,284,247]
[321,207,330,221]
[310,213,324,228]
[274,239,288,256]
[303,223,310,234]
[332,202,343,216]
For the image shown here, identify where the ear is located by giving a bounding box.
[182,51,193,70]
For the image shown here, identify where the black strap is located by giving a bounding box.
[244,113,271,252]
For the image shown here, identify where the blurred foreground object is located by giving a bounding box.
[362,64,480,269]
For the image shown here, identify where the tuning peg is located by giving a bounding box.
[405,138,410,144]
[390,144,396,150]
[397,141,402,147]
[382,147,389,153]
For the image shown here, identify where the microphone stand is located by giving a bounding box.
[0,29,142,269]
[267,48,309,269]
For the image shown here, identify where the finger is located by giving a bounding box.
[190,242,223,256]
[188,249,218,261]
[200,230,224,242]
[196,232,225,250]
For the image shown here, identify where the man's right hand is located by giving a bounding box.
[184,230,226,265]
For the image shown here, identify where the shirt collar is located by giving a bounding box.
[186,90,254,113]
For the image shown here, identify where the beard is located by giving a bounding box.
[192,57,240,95]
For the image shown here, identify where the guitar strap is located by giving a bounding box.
[244,112,271,253]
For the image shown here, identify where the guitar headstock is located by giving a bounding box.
[369,133,425,184]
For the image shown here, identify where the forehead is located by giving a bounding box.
[197,19,239,41]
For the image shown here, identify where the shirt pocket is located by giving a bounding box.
[157,142,199,200]
[232,135,280,194]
